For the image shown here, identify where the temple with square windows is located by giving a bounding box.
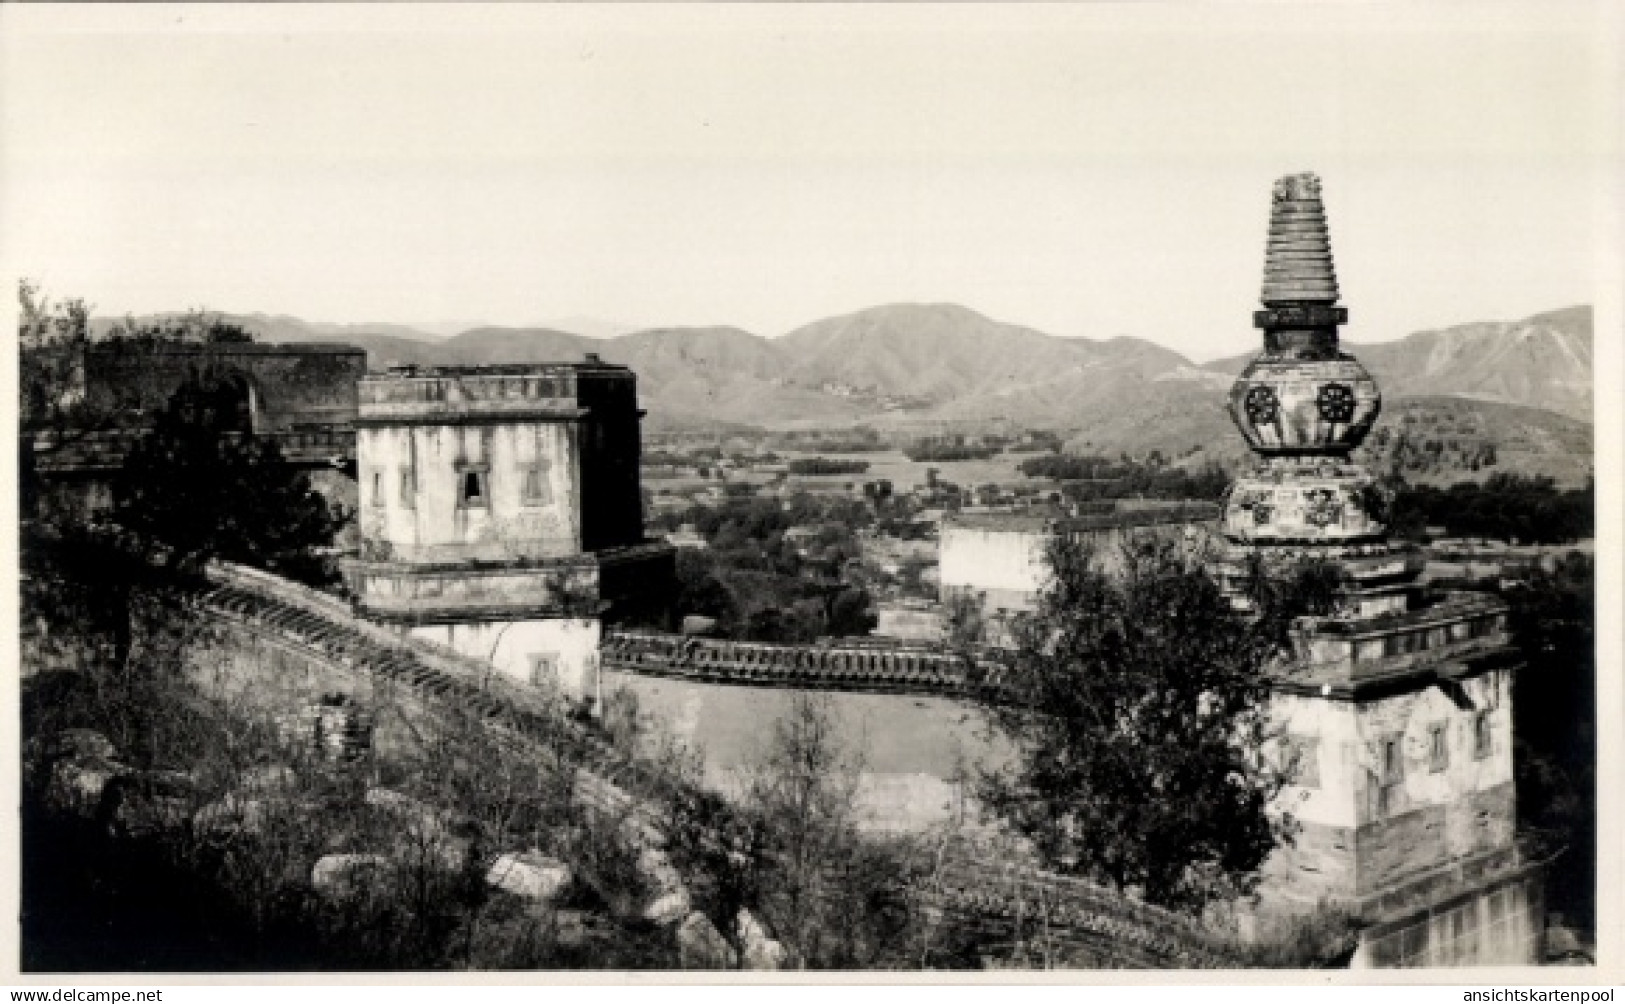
[1223,174,1541,966]
[348,358,674,701]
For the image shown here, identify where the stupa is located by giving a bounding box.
[1213,172,1419,613]
[1222,174,1546,966]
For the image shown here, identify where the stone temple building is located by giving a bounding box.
[937,502,1221,645]
[1228,174,1541,965]
[348,359,674,701]
[24,341,365,516]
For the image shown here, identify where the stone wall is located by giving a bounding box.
[938,523,1049,610]
[412,616,601,701]
[82,343,363,434]
[601,629,1004,698]
[197,560,660,823]
[354,364,648,564]
[1354,864,1545,967]
[923,847,1242,968]
[874,603,945,643]
[1355,783,1516,898]
[1263,668,1517,904]
[348,556,600,621]
[357,420,583,564]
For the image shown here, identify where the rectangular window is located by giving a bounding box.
[1282,734,1321,789]
[521,460,553,507]
[399,468,416,510]
[456,464,489,509]
[1381,736,1404,780]
[1376,735,1405,817]
[1474,711,1493,759]
[1428,722,1449,773]
[370,470,385,507]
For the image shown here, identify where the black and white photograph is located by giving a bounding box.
[4,1,1618,982]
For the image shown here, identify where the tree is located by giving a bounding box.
[978,531,1292,912]
[19,282,258,519]
[110,374,348,587]
[22,306,346,764]
[740,694,920,967]
[825,587,877,638]
[672,550,738,628]
[1500,553,1595,934]
[19,282,254,447]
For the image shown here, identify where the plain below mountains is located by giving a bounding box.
[106,302,1594,478]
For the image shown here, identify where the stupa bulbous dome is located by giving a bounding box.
[1228,355,1381,455]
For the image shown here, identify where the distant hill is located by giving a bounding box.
[597,327,861,428]
[430,326,599,364]
[88,302,1592,482]
[91,312,449,345]
[1205,306,1593,421]
[533,316,645,340]
[1354,395,1594,487]
[776,303,1188,409]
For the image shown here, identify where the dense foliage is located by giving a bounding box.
[770,427,888,453]
[979,533,1299,911]
[786,457,871,476]
[903,438,999,462]
[654,495,879,642]
[111,377,348,587]
[21,288,349,730]
[656,694,931,968]
[1387,474,1593,544]
[1499,553,1595,932]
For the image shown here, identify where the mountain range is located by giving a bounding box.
[91,303,1594,479]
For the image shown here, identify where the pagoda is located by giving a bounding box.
[1221,174,1545,966]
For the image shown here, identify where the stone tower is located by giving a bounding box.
[348,360,674,702]
[1224,174,1544,966]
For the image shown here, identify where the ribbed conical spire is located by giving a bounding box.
[1261,172,1339,307]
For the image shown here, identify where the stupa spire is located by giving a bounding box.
[1251,172,1349,359]
[1261,172,1340,306]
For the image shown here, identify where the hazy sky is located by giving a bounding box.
[2,4,1617,361]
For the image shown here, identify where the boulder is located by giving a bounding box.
[193,795,272,838]
[676,911,737,969]
[681,615,720,637]
[644,888,694,927]
[635,846,685,891]
[238,763,299,796]
[47,755,129,818]
[30,729,129,817]
[311,853,393,899]
[487,852,573,904]
[736,908,790,970]
[630,845,693,925]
